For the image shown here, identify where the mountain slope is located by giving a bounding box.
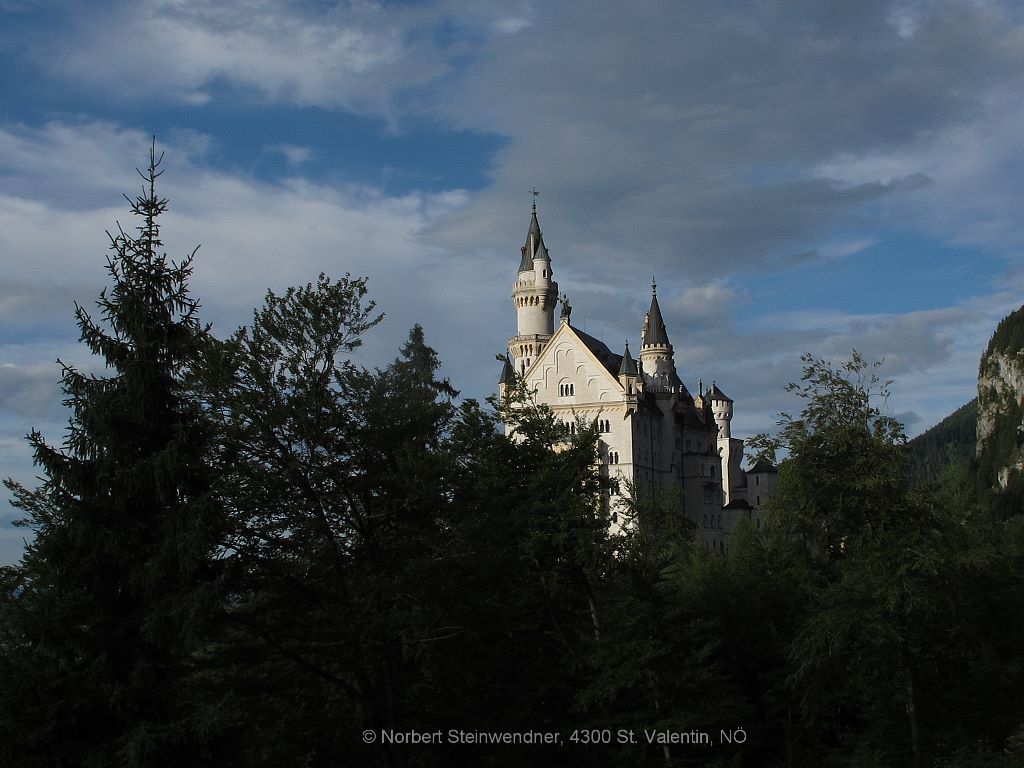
[907,398,977,484]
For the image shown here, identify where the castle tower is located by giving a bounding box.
[497,353,515,399]
[509,199,559,374]
[708,382,733,439]
[618,340,641,397]
[639,278,680,387]
[707,382,741,504]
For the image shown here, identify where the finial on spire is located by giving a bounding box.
[651,276,657,295]
[530,186,539,214]
[699,378,704,396]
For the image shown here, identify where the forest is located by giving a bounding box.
[2,151,1023,768]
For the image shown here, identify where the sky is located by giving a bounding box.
[2,0,1024,563]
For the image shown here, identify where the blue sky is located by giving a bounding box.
[3,0,1024,563]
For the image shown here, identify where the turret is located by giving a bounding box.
[618,340,640,396]
[638,278,680,387]
[707,382,734,438]
[498,353,515,399]
[509,198,559,374]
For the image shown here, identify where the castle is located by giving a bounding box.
[498,203,776,552]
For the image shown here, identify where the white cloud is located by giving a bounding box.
[28,0,468,117]
[265,143,313,168]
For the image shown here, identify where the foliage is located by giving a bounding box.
[0,145,229,766]
[906,399,977,485]
[750,350,1024,768]
[6,153,1024,768]
[747,350,906,555]
[984,304,1024,357]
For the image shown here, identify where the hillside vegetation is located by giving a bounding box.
[907,399,977,484]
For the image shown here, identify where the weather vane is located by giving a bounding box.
[530,186,539,213]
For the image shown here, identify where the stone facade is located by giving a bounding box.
[499,206,776,551]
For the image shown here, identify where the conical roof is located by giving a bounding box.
[518,209,548,272]
[618,341,638,376]
[706,382,732,402]
[642,279,670,347]
[498,354,515,385]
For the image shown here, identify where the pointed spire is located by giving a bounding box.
[498,353,515,385]
[618,340,638,376]
[642,277,670,346]
[518,200,548,273]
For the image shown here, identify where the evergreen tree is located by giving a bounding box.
[0,145,227,766]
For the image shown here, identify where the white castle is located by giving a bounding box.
[498,202,776,552]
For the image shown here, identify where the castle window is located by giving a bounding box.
[710,466,715,478]
[756,476,760,486]
[702,515,707,528]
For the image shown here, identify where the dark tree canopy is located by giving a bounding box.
[3,155,1024,768]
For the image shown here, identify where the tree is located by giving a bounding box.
[203,297,620,766]
[750,351,1024,768]
[196,274,387,765]
[747,350,907,556]
[0,145,227,766]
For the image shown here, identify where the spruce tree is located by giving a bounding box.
[0,145,226,766]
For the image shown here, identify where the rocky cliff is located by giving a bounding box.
[977,306,1024,498]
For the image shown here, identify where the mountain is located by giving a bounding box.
[907,398,977,484]
[977,305,1024,510]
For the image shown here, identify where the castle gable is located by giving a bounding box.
[523,323,625,405]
